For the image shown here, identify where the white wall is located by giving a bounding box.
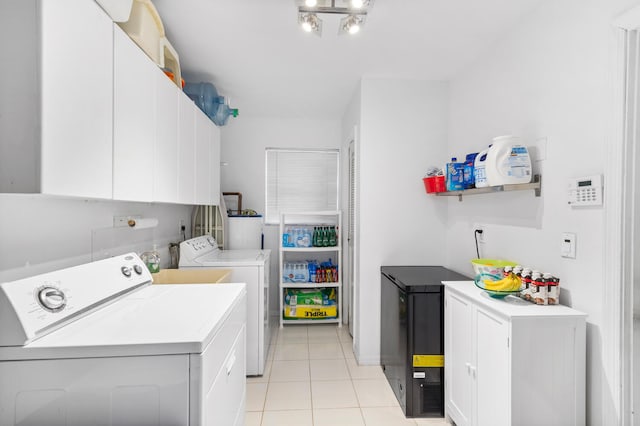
[349,78,450,363]
[0,194,191,282]
[445,0,638,423]
[220,117,342,315]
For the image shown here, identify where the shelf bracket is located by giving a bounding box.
[533,174,542,197]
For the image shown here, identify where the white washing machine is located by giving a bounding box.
[180,235,270,376]
[0,253,247,426]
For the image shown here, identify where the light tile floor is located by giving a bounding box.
[245,324,451,426]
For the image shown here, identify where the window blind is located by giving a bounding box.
[265,148,339,224]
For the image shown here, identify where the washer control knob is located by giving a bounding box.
[121,266,132,277]
[37,287,67,313]
[133,264,143,275]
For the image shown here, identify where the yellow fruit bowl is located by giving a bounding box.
[471,259,518,277]
[474,274,521,299]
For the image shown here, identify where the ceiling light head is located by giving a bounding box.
[305,0,317,7]
[299,12,322,35]
[350,0,365,9]
[339,14,364,35]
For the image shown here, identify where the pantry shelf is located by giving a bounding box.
[281,247,339,253]
[279,211,342,328]
[435,174,541,201]
[279,282,341,289]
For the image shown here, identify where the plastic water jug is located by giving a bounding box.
[183,82,239,126]
[474,149,489,188]
[485,135,532,186]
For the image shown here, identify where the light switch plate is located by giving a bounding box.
[561,232,576,259]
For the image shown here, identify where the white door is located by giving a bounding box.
[347,139,357,335]
[475,308,510,426]
[445,292,473,426]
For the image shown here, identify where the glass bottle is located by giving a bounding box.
[329,226,337,246]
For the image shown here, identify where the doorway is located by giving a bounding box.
[609,9,640,424]
[347,137,358,338]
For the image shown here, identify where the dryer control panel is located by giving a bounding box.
[0,253,151,346]
[179,236,220,266]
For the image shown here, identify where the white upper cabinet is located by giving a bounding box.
[154,69,180,203]
[1,0,114,198]
[194,110,212,205]
[210,125,221,205]
[40,0,114,199]
[178,93,196,205]
[0,0,222,204]
[113,26,156,202]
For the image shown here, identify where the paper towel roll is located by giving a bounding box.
[128,218,159,229]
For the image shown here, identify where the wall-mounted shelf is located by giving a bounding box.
[435,174,541,201]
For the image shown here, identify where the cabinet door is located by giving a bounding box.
[194,110,211,205]
[40,0,113,198]
[154,71,179,203]
[113,26,156,201]
[178,93,196,204]
[210,124,221,205]
[475,307,510,426]
[445,291,473,426]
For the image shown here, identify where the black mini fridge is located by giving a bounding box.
[380,266,469,418]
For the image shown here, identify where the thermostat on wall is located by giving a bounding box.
[567,174,603,207]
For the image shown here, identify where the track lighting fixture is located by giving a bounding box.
[295,0,373,36]
[298,12,322,35]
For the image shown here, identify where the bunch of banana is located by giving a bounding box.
[483,273,522,292]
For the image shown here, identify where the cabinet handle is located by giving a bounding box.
[470,366,477,379]
[465,362,471,375]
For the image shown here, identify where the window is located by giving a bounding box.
[265,148,340,224]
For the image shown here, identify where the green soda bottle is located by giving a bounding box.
[329,226,337,246]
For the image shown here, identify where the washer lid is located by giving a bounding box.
[0,282,246,361]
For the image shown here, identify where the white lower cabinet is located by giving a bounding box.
[444,282,586,426]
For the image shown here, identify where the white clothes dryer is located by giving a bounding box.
[179,235,270,376]
[0,253,247,426]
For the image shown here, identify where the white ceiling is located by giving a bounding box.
[153,0,546,120]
